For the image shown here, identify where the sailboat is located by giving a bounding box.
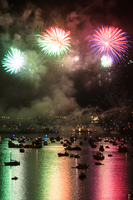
[4,150,20,166]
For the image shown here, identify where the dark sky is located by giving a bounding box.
[0,0,133,122]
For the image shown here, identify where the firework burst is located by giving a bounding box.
[37,27,71,56]
[101,55,113,68]
[91,26,131,62]
[2,47,25,74]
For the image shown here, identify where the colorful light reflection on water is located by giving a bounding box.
[0,134,133,200]
[93,150,129,200]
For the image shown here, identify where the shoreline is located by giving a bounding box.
[0,130,132,140]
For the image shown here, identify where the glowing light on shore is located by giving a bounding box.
[2,48,25,74]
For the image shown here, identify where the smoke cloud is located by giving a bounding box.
[0,0,132,128]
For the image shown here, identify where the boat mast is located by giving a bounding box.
[10,150,11,161]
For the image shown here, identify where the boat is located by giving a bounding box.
[99,145,104,151]
[93,152,105,160]
[20,148,25,153]
[95,162,104,165]
[112,141,117,145]
[108,154,113,157]
[74,153,80,158]
[4,150,20,166]
[44,140,48,145]
[4,160,20,166]
[104,138,109,142]
[32,139,42,148]
[118,145,128,152]
[58,152,69,156]
[65,146,81,151]
[79,171,86,179]
[90,142,97,148]
[11,176,18,180]
[76,164,89,169]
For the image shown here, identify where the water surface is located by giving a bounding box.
[0,133,133,200]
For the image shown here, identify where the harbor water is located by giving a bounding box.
[0,132,133,200]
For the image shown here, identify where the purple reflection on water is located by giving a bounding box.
[91,147,129,200]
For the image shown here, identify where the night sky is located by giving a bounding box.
[0,0,133,122]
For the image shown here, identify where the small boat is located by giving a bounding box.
[65,146,81,151]
[58,152,69,157]
[112,141,117,145]
[4,160,20,166]
[74,153,80,158]
[4,150,20,166]
[79,171,86,179]
[118,145,128,153]
[108,154,113,157]
[93,152,105,160]
[95,162,103,165]
[90,142,97,148]
[70,153,80,158]
[104,138,109,142]
[99,145,104,151]
[20,148,25,153]
[44,140,48,145]
[11,176,18,180]
[76,164,89,169]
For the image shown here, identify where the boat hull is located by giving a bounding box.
[4,161,20,166]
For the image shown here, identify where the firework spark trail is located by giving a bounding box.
[2,48,25,74]
[37,27,71,56]
[91,26,131,63]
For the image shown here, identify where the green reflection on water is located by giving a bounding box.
[0,138,73,200]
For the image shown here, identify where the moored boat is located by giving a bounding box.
[118,145,128,152]
[99,145,104,151]
[93,152,105,160]
[95,162,103,165]
[65,146,81,151]
[4,160,20,166]
[11,176,18,180]
[79,171,86,179]
[20,148,25,153]
[76,164,89,169]
[58,152,69,156]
